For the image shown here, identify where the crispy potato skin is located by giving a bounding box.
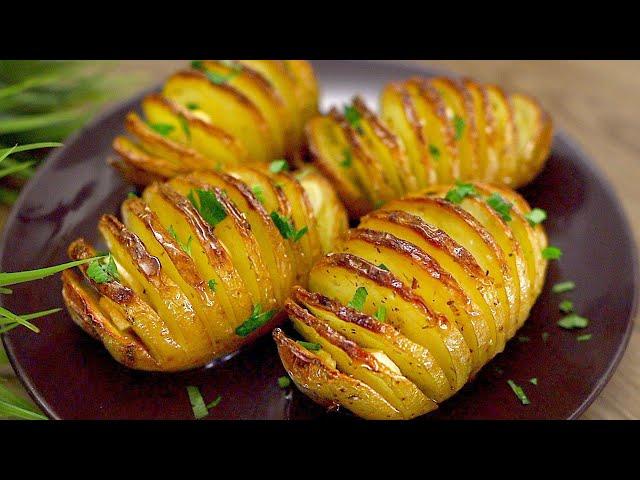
[309,76,552,218]
[277,183,547,419]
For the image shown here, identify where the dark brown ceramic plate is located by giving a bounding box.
[1,61,637,420]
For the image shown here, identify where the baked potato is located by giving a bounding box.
[62,165,348,371]
[307,77,552,217]
[111,60,319,185]
[274,182,548,419]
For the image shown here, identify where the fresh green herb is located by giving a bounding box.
[207,279,217,292]
[343,105,363,133]
[186,102,199,110]
[340,148,352,168]
[0,382,47,420]
[453,114,465,141]
[186,386,209,420]
[191,61,241,85]
[268,159,289,173]
[494,366,504,375]
[251,185,265,205]
[0,256,103,287]
[168,225,192,256]
[518,336,530,343]
[0,345,7,364]
[542,246,562,260]
[149,122,175,137]
[429,144,440,160]
[559,299,574,314]
[270,211,308,242]
[507,380,530,405]
[486,193,513,222]
[191,60,204,70]
[178,114,191,141]
[206,395,222,409]
[278,376,291,389]
[525,208,547,226]
[127,191,138,199]
[377,263,389,271]
[444,181,477,204]
[557,313,589,330]
[235,304,276,337]
[348,286,368,311]
[576,334,592,342]
[552,281,575,294]
[529,378,538,385]
[297,341,321,351]
[0,307,62,334]
[188,188,227,227]
[0,287,11,294]
[373,305,387,322]
[542,332,549,343]
[86,254,119,284]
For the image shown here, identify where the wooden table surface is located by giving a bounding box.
[1,60,638,419]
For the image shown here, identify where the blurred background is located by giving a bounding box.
[1,60,638,419]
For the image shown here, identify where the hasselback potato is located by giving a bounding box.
[307,78,552,218]
[110,60,319,185]
[62,165,348,371]
[274,182,548,419]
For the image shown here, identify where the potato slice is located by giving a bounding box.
[120,197,239,353]
[188,170,295,303]
[380,82,433,188]
[305,114,370,218]
[113,136,190,179]
[67,238,187,367]
[292,287,449,402]
[273,328,403,420]
[486,85,518,186]
[286,300,436,419]
[309,252,470,392]
[339,228,488,372]
[382,196,511,350]
[359,209,500,363]
[462,79,499,181]
[142,182,251,327]
[141,93,247,169]
[61,270,160,370]
[108,156,167,186]
[163,70,272,163]
[282,60,319,131]
[430,78,479,180]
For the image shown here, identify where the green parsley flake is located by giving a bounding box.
[542,246,562,260]
[186,386,208,420]
[188,188,227,227]
[179,114,191,141]
[251,185,266,204]
[542,332,549,343]
[559,299,574,314]
[507,380,530,405]
[453,114,465,141]
[186,102,199,110]
[552,281,575,294]
[86,255,119,284]
[576,334,592,342]
[270,211,308,242]
[235,304,276,337]
[524,208,547,226]
[377,263,389,271]
[486,193,513,222]
[529,378,538,385]
[343,105,363,133]
[340,148,353,168]
[445,181,477,204]
[206,395,222,409]
[191,61,241,85]
[277,376,291,389]
[373,305,387,322]
[269,159,289,173]
[348,286,368,311]
[127,191,138,199]
[208,279,217,292]
[149,123,175,137]
[168,225,192,256]
[557,313,589,330]
[298,340,321,351]
[429,144,441,160]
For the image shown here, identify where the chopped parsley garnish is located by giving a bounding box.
[298,341,321,351]
[207,279,217,292]
[269,159,289,173]
[186,386,208,420]
[277,376,291,389]
[559,300,574,314]
[525,208,547,226]
[186,102,199,110]
[576,334,592,342]
[429,144,441,160]
[191,61,241,85]
[188,188,227,227]
[348,286,368,311]
[557,313,589,330]
[507,380,530,405]
[149,123,175,137]
[373,305,387,322]
[127,191,138,199]
[486,193,513,222]
[235,304,276,337]
[270,211,308,242]
[206,395,222,409]
[340,148,352,168]
[529,378,538,385]
[552,281,575,294]
[86,254,119,284]
[453,114,465,141]
[168,225,192,256]
[444,180,477,204]
[542,332,549,343]
[542,246,562,260]
[179,114,191,141]
[343,105,363,133]
[251,185,266,204]
[377,263,389,271]
[191,60,204,70]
